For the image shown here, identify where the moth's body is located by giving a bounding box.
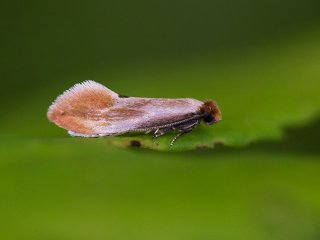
[47,81,221,145]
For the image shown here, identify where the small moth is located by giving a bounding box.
[47,81,221,146]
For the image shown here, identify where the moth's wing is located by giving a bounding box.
[47,80,121,137]
[108,97,203,133]
[47,80,203,137]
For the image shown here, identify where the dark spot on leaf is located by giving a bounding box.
[213,140,224,147]
[196,145,211,150]
[130,140,141,147]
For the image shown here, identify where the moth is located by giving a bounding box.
[47,81,221,146]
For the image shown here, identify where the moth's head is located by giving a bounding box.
[200,100,222,125]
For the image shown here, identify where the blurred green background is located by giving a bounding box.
[1,0,320,239]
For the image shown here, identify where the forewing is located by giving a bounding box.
[47,81,203,137]
[107,97,203,134]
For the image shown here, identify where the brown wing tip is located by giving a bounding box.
[47,80,113,120]
[201,100,222,122]
[47,80,117,134]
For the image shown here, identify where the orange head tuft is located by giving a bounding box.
[200,100,222,125]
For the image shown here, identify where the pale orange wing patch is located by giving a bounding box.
[47,81,118,135]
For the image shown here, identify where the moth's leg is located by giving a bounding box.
[170,129,190,146]
[153,126,173,138]
[170,119,200,146]
[152,127,173,144]
[145,129,153,134]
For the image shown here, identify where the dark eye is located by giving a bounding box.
[203,114,214,125]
